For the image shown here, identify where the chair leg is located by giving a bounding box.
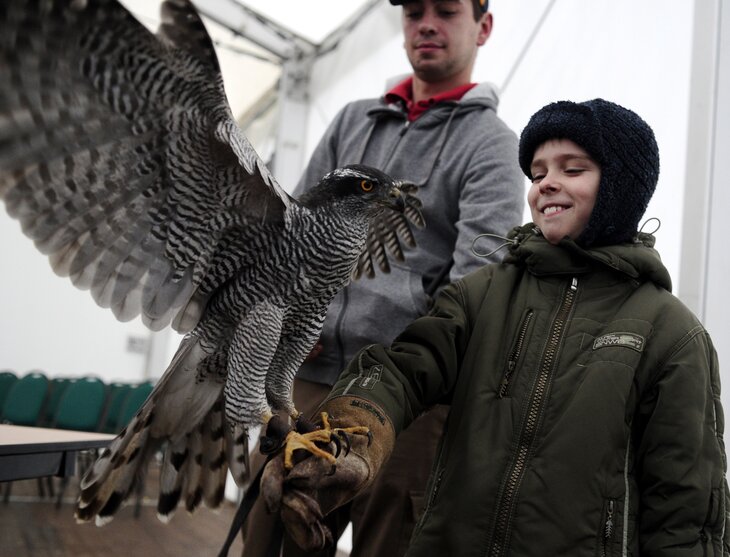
[134,477,144,518]
[133,465,150,518]
[55,477,68,509]
[36,477,46,498]
[2,482,11,503]
[46,476,55,498]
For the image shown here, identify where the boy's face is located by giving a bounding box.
[527,139,601,245]
[402,0,492,84]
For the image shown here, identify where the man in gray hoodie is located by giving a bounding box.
[242,1,524,555]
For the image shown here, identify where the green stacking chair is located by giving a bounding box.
[1,371,49,426]
[116,381,154,431]
[1,371,49,501]
[0,371,18,414]
[98,382,133,434]
[114,380,154,517]
[40,377,73,427]
[52,376,107,507]
[53,377,106,432]
[34,377,74,497]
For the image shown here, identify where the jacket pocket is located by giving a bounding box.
[497,309,534,398]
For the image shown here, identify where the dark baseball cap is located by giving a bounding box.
[389,0,489,13]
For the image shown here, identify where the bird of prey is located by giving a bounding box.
[0,0,424,525]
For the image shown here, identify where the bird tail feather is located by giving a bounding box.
[75,334,229,525]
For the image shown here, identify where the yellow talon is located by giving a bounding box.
[283,433,335,470]
[282,412,370,469]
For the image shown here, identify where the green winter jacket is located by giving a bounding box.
[327,224,729,556]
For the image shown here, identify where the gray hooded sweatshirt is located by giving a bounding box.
[295,82,525,385]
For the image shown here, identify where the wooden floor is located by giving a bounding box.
[0,471,244,557]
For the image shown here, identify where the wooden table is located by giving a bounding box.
[0,424,114,481]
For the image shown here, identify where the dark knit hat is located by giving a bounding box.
[518,99,660,247]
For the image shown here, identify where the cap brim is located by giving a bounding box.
[388,0,488,11]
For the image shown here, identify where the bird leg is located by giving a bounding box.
[259,413,290,456]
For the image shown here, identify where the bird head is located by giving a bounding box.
[301,164,411,217]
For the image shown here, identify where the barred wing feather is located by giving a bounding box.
[353,183,425,280]
[0,0,293,332]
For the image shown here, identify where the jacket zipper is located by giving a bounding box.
[417,466,444,531]
[489,277,578,557]
[498,310,534,398]
[602,499,615,557]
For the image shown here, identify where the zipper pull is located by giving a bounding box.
[604,500,615,539]
[497,377,509,398]
[498,361,515,398]
[399,120,410,136]
[570,277,578,291]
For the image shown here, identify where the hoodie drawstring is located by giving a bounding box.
[471,232,517,258]
[638,217,661,236]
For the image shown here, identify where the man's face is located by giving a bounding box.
[402,0,492,83]
[527,139,601,245]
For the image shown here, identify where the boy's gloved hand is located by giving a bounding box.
[260,396,395,551]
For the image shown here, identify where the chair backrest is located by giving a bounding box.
[0,371,18,413]
[1,371,49,426]
[53,376,107,431]
[115,381,154,431]
[40,377,73,427]
[99,382,133,433]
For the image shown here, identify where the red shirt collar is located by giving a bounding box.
[384,76,477,122]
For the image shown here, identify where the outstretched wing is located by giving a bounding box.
[352,183,425,280]
[0,0,293,331]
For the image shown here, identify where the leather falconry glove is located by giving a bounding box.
[260,396,395,551]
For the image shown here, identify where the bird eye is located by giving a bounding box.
[360,180,373,192]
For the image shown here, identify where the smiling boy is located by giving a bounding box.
[527,139,601,244]
[261,98,729,556]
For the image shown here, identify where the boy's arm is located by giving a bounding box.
[636,329,729,554]
[260,280,473,550]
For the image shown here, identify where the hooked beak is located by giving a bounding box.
[383,181,413,212]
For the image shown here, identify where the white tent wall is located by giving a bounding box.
[697,0,730,408]
[0,0,727,406]
[302,0,730,411]
[0,0,281,383]
[0,213,154,382]
[303,0,692,284]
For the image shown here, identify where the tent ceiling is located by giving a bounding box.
[230,0,373,44]
[120,0,377,145]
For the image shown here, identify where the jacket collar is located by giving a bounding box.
[384,76,478,122]
[366,81,499,122]
[504,224,672,291]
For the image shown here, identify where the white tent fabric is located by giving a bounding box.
[0,0,727,418]
[0,0,727,552]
